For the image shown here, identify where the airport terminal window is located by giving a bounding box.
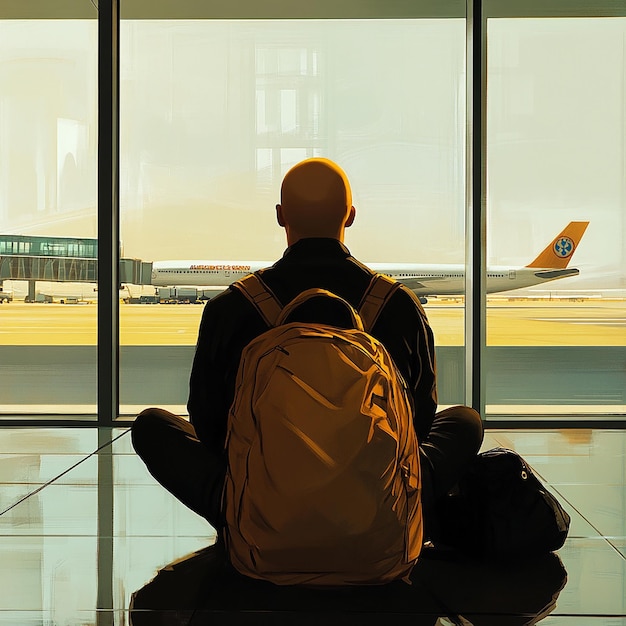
[484,16,626,420]
[2,3,623,424]
[0,18,98,418]
[118,18,467,415]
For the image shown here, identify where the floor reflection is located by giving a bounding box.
[129,543,567,625]
[0,427,623,625]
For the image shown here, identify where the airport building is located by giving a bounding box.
[0,1,624,623]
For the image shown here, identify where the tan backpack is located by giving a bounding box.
[222,273,422,586]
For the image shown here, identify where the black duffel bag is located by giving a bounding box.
[438,447,571,560]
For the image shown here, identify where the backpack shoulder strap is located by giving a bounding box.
[231,271,282,327]
[358,274,402,332]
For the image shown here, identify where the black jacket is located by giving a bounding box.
[188,238,437,453]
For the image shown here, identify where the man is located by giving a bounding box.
[132,157,483,544]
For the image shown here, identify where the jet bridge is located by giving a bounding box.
[0,235,153,301]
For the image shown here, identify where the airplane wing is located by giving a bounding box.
[533,268,580,280]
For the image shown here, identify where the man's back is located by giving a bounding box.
[188,237,437,454]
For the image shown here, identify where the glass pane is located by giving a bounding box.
[0,19,98,418]
[486,17,626,419]
[119,19,467,415]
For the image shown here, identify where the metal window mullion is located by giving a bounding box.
[465,0,486,418]
[97,0,120,427]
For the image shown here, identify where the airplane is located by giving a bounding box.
[150,221,589,303]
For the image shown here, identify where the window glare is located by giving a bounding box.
[119,20,466,264]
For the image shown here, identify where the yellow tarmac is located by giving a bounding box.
[0,299,624,346]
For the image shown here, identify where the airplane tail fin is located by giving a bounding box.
[526,221,589,269]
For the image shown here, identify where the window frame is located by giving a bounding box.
[0,0,623,428]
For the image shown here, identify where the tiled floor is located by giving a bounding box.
[0,426,624,625]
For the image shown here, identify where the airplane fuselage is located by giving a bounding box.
[151,260,580,296]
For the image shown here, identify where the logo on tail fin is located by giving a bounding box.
[554,237,574,258]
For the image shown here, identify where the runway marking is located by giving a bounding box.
[535,318,626,325]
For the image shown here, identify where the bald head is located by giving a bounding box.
[276,158,355,245]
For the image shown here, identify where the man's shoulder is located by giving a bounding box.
[377,281,429,326]
[197,283,269,349]
[201,284,257,321]
[394,282,427,309]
